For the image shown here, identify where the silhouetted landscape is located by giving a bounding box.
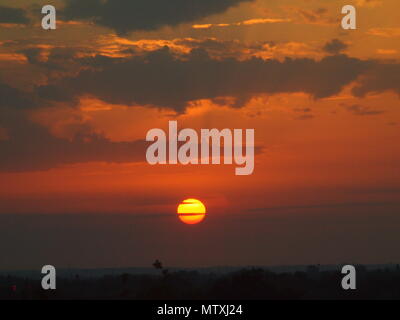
[2,264,400,300]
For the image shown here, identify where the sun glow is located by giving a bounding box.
[177,199,206,225]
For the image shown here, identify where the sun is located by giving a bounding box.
[177,199,206,225]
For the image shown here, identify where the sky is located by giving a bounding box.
[0,0,399,270]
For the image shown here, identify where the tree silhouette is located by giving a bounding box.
[153,259,163,270]
[153,259,169,276]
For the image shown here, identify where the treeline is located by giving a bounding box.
[1,266,400,300]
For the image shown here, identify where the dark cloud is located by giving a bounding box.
[0,83,37,109]
[294,107,312,113]
[0,110,147,172]
[295,114,314,120]
[293,107,314,120]
[174,38,274,60]
[249,201,397,213]
[19,48,43,65]
[36,48,370,112]
[345,104,384,116]
[352,63,400,97]
[0,6,30,24]
[294,7,336,25]
[61,0,252,34]
[0,107,265,172]
[19,47,85,79]
[323,39,348,55]
[298,8,327,23]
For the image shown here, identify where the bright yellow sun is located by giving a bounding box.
[177,198,206,225]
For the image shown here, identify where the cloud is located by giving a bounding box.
[352,63,400,97]
[0,110,147,172]
[173,38,275,59]
[322,39,348,55]
[0,106,266,172]
[0,76,147,172]
[192,17,290,29]
[249,201,397,213]
[293,107,314,120]
[0,83,37,110]
[294,108,312,113]
[376,49,398,55]
[367,28,400,38]
[345,104,384,116]
[290,7,336,25]
[61,0,252,34]
[295,114,314,120]
[19,46,86,78]
[356,0,383,8]
[297,7,327,23]
[36,48,370,112]
[0,6,30,25]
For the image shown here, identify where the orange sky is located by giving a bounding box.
[0,0,399,268]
